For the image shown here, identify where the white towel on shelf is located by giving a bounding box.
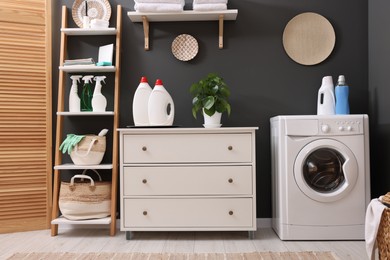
[193,3,227,11]
[135,0,185,5]
[135,3,184,12]
[193,0,227,4]
[365,197,387,260]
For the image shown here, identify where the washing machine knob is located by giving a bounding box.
[338,126,344,131]
[321,124,330,133]
[347,126,352,131]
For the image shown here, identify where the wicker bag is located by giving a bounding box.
[59,169,111,220]
[70,135,106,165]
[378,200,390,259]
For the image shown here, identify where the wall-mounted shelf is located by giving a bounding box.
[127,10,238,50]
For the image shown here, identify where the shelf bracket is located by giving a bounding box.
[142,16,149,51]
[219,14,224,49]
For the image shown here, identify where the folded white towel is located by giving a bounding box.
[135,0,185,5]
[365,198,387,260]
[193,3,227,11]
[135,3,184,12]
[193,0,227,4]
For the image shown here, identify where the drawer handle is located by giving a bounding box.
[228,178,233,183]
[143,211,148,216]
[229,210,234,216]
[142,146,147,151]
[228,146,233,151]
[142,179,147,184]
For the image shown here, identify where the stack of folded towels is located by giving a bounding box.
[193,0,228,11]
[134,0,185,12]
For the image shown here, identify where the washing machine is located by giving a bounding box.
[270,115,370,240]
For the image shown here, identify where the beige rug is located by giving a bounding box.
[7,251,339,260]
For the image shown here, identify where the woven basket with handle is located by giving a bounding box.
[377,193,390,260]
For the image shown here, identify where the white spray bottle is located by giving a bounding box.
[317,76,335,115]
[92,76,107,112]
[69,75,82,112]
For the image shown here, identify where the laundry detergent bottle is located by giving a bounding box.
[132,76,152,126]
[81,75,94,111]
[317,76,335,115]
[69,75,82,112]
[335,75,350,115]
[92,76,107,112]
[148,79,175,126]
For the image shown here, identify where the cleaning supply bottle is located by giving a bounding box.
[132,76,152,126]
[81,75,94,111]
[335,75,350,115]
[148,79,175,126]
[92,76,107,112]
[69,75,82,112]
[317,76,335,115]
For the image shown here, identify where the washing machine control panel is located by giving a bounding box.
[319,118,363,135]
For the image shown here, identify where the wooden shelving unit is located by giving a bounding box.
[127,10,238,50]
[51,5,122,236]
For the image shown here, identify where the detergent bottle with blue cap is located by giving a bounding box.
[335,75,350,115]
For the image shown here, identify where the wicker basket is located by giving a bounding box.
[377,207,390,260]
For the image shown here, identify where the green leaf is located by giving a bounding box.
[203,96,215,110]
[204,106,216,117]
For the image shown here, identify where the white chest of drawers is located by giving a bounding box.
[118,127,258,239]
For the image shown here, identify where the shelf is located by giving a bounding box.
[127,9,238,50]
[127,10,238,22]
[59,65,116,73]
[54,164,113,170]
[61,28,117,36]
[52,4,122,238]
[51,216,112,225]
[57,111,114,116]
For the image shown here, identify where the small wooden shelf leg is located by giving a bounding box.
[219,14,224,49]
[142,16,149,51]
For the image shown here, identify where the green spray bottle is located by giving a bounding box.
[81,75,94,111]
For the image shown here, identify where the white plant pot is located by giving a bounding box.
[203,110,222,128]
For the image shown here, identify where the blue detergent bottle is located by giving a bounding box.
[335,75,350,114]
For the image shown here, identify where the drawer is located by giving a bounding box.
[123,166,253,196]
[123,198,253,228]
[122,133,252,163]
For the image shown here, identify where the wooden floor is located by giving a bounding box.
[0,227,368,259]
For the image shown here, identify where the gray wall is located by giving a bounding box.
[53,0,369,217]
[369,0,390,198]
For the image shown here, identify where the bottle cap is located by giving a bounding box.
[140,76,148,83]
[338,75,346,85]
[155,79,163,86]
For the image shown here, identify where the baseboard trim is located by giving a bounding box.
[57,218,272,231]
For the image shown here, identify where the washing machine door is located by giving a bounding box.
[294,139,358,203]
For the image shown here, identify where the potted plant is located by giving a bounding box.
[190,73,231,128]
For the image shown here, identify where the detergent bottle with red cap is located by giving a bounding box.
[132,76,152,126]
[148,79,175,126]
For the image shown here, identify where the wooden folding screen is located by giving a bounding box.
[0,0,52,233]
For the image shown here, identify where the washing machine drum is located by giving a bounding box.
[294,139,358,203]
